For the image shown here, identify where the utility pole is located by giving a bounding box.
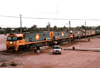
[48,22,50,32]
[69,21,71,46]
[85,22,86,41]
[20,15,22,33]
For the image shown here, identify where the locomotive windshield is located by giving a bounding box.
[7,37,22,41]
[7,37,17,41]
[70,31,73,34]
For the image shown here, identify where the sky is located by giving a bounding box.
[0,0,100,28]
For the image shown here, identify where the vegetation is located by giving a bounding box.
[0,24,99,34]
[95,25,100,30]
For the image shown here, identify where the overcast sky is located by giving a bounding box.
[0,0,100,28]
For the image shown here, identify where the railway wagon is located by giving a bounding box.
[73,30,83,39]
[91,30,96,36]
[86,30,96,37]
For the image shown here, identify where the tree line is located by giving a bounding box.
[0,24,100,34]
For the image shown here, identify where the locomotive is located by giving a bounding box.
[6,30,100,51]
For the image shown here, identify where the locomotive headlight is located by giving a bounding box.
[9,41,13,45]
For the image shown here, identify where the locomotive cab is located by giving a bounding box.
[69,30,73,37]
[6,34,24,51]
[82,30,85,35]
[68,30,74,41]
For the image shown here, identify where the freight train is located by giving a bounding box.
[6,30,100,51]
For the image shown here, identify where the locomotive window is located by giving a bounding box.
[7,37,22,41]
[7,37,17,41]
[7,37,12,41]
[17,37,22,40]
[70,31,73,34]
[13,37,17,41]
[43,34,45,36]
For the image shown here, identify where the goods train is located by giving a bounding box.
[6,30,100,51]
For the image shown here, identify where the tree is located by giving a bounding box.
[6,28,11,33]
[74,26,81,30]
[31,25,37,31]
[53,25,57,31]
[63,26,67,30]
[46,23,50,31]
[15,28,20,33]
[95,25,100,30]
[81,25,85,29]
[22,26,27,32]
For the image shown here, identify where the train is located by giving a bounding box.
[6,30,100,51]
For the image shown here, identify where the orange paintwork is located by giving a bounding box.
[49,31,54,39]
[49,31,54,37]
[6,34,25,51]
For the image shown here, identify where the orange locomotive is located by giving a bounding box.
[6,31,74,51]
[6,34,25,51]
[6,29,96,51]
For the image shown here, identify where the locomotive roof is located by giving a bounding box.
[8,33,23,37]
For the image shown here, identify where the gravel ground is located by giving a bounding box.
[0,34,100,68]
